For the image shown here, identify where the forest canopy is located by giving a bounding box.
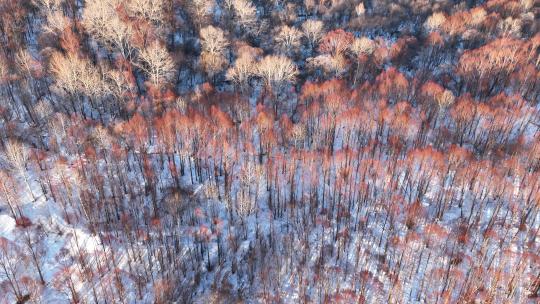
[0,0,539,303]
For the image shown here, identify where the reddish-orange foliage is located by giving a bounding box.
[318,29,354,56]
[375,67,409,104]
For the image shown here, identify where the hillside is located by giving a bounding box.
[0,0,539,303]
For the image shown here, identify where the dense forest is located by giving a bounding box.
[0,0,539,303]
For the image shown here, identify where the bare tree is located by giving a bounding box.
[355,2,365,16]
[227,54,255,92]
[274,25,302,55]
[497,17,522,37]
[83,0,135,59]
[351,37,376,56]
[0,171,22,218]
[226,43,261,92]
[127,0,165,25]
[256,55,297,91]
[200,26,229,80]
[14,50,42,122]
[33,0,62,11]
[436,89,455,109]
[43,10,70,35]
[0,237,29,303]
[47,113,69,149]
[50,52,82,98]
[105,69,135,113]
[200,26,229,55]
[2,140,36,201]
[424,12,446,33]
[0,54,7,81]
[350,37,376,84]
[301,20,324,51]
[15,49,42,79]
[20,228,47,285]
[237,161,262,217]
[201,54,228,82]
[33,99,54,127]
[187,0,215,30]
[33,0,67,35]
[256,55,297,113]
[137,41,176,87]
[50,51,107,118]
[308,54,348,78]
[229,0,258,33]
